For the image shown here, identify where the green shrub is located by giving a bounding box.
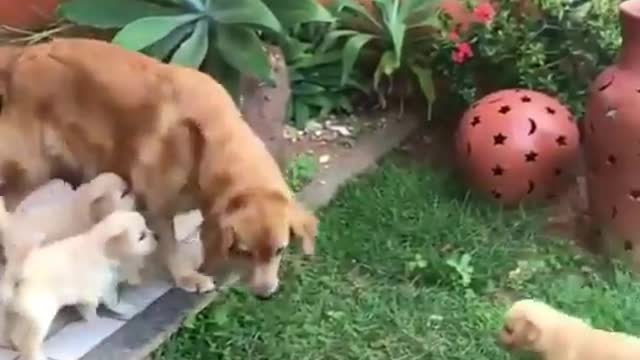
[319,0,443,120]
[59,0,333,100]
[285,23,369,127]
[432,0,621,117]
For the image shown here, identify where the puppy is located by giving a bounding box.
[5,211,156,360]
[499,299,640,360]
[0,173,140,286]
[0,173,137,348]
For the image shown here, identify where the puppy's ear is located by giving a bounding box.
[89,194,116,223]
[289,201,318,256]
[522,318,541,344]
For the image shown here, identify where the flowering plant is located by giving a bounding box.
[432,0,621,117]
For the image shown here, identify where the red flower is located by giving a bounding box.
[473,2,496,23]
[452,42,473,64]
[448,31,460,42]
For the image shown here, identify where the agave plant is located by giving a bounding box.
[321,0,441,119]
[59,0,333,99]
[284,23,369,127]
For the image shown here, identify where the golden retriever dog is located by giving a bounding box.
[499,299,640,360]
[4,210,156,360]
[0,38,318,298]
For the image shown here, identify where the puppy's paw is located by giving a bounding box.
[124,272,143,286]
[78,304,98,322]
[176,273,216,293]
[108,302,138,320]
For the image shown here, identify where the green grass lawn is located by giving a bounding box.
[156,158,640,360]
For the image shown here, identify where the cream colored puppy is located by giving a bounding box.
[6,211,156,360]
[0,173,137,348]
[499,299,640,360]
[0,172,142,290]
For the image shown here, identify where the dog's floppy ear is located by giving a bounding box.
[200,215,236,274]
[93,212,130,242]
[289,201,318,256]
[89,193,115,223]
[522,317,541,344]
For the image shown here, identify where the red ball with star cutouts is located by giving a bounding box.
[455,89,580,206]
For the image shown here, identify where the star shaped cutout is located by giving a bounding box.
[493,133,507,145]
[524,151,538,162]
[556,135,567,146]
[491,165,504,176]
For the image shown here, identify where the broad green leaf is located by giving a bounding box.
[291,51,343,69]
[293,98,312,127]
[170,19,209,68]
[300,94,335,117]
[570,2,592,21]
[410,64,436,121]
[207,0,282,34]
[407,12,441,29]
[335,0,382,29]
[143,23,195,60]
[341,33,375,85]
[373,50,397,90]
[282,36,312,62]
[375,0,406,66]
[215,24,272,83]
[113,14,203,51]
[337,95,354,112]
[58,0,182,28]
[399,0,435,22]
[182,0,207,12]
[293,83,326,95]
[263,0,334,28]
[202,43,242,102]
[318,29,359,52]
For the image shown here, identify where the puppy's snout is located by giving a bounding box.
[251,281,280,300]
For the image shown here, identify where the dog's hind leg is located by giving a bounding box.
[14,303,56,360]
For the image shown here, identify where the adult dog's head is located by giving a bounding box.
[202,190,318,299]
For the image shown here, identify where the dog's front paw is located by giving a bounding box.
[176,273,215,293]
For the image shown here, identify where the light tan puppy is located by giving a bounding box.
[0,172,139,289]
[5,211,156,360]
[499,299,640,360]
[0,39,318,298]
[0,173,137,348]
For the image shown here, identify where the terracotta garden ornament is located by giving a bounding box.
[583,0,640,264]
[0,0,59,29]
[456,89,579,206]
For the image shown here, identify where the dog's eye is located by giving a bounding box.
[138,233,146,242]
[275,246,285,256]
[121,186,131,198]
